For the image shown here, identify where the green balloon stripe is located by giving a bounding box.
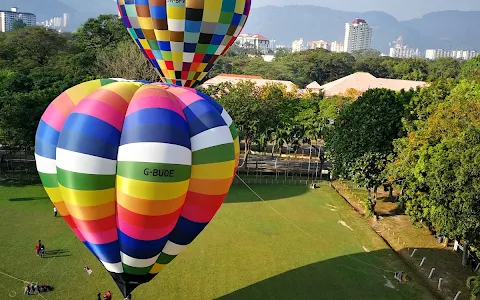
[99,78,117,86]
[116,161,191,183]
[192,143,235,165]
[229,123,239,140]
[39,172,58,188]
[156,252,176,265]
[57,168,115,191]
[122,264,152,276]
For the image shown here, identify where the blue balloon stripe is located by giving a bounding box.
[35,137,57,159]
[123,108,189,133]
[168,217,208,246]
[63,113,121,146]
[196,91,224,113]
[57,130,119,160]
[83,241,121,264]
[120,124,191,148]
[36,120,60,147]
[118,231,169,259]
[183,100,218,120]
[185,111,227,137]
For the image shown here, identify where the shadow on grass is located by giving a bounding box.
[0,179,41,187]
[9,197,48,202]
[217,248,479,300]
[42,249,71,258]
[225,184,310,203]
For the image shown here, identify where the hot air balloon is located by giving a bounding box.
[116,0,251,87]
[35,79,240,298]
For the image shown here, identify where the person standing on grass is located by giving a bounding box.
[35,240,42,256]
[39,244,45,258]
[53,206,58,217]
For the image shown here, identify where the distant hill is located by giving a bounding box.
[401,10,480,51]
[242,5,480,53]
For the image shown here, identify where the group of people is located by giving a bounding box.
[35,240,45,258]
[24,282,54,295]
[97,291,112,300]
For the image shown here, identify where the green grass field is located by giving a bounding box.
[0,183,437,300]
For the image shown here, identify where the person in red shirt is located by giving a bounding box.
[35,240,42,256]
[104,291,112,300]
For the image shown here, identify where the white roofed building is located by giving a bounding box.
[320,72,427,97]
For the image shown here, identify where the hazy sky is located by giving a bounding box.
[252,0,480,20]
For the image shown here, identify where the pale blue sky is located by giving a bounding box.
[252,0,480,20]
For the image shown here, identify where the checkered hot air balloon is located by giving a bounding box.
[35,79,240,298]
[116,0,251,87]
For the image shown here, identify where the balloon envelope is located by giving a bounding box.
[116,0,251,87]
[35,79,240,297]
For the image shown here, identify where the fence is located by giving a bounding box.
[334,180,475,300]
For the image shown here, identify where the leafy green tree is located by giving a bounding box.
[328,89,408,215]
[0,88,58,148]
[389,80,480,253]
[202,81,287,166]
[392,58,429,81]
[11,19,26,30]
[73,15,130,53]
[355,56,390,78]
[94,41,159,82]
[427,57,461,81]
[461,56,480,83]
[0,26,70,72]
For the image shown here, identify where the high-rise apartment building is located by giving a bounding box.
[330,41,344,53]
[292,38,304,53]
[308,40,329,50]
[344,18,373,53]
[426,49,479,60]
[0,7,36,32]
[236,33,276,54]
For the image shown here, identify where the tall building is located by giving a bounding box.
[236,33,276,54]
[308,40,329,50]
[389,46,420,58]
[344,18,373,53]
[330,41,344,53]
[292,38,304,53]
[0,7,36,32]
[389,37,419,58]
[426,49,479,60]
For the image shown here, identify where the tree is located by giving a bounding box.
[94,41,159,82]
[0,26,70,72]
[427,57,461,81]
[73,15,130,53]
[11,19,26,30]
[389,80,480,254]
[327,89,408,215]
[202,81,287,167]
[425,127,480,254]
[0,88,58,148]
[461,56,480,83]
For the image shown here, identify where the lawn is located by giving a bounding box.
[0,182,437,300]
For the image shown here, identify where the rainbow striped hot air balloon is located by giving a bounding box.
[34,79,240,297]
[117,0,251,87]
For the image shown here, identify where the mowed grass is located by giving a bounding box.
[0,183,437,300]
